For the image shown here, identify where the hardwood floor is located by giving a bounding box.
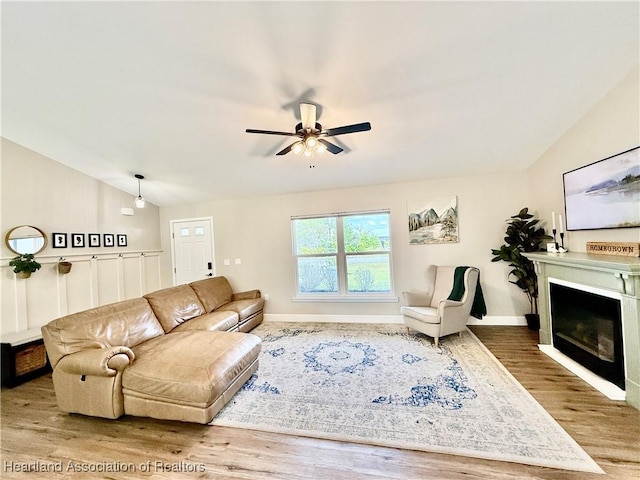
[1,326,639,479]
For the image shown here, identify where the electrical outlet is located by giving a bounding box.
[263,294,270,301]
[223,259,230,266]
[234,258,242,265]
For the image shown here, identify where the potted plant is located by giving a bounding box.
[491,207,552,330]
[9,253,42,279]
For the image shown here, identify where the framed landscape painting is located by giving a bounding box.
[407,196,459,244]
[563,146,639,231]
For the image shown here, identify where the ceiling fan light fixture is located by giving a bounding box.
[246,102,369,157]
[292,142,304,155]
[305,136,318,149]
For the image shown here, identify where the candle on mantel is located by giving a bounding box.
[559,214,564,234]
[552,212,556,230]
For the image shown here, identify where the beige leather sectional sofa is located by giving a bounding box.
[41,276,264,424]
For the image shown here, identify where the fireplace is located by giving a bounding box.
[549,280,624,389]
[525,251,639,410]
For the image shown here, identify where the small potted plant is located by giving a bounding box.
[9,253,42,279]
[491,208,552,330]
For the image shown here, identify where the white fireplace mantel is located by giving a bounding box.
[525,252,640,410]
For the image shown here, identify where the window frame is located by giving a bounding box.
[291,210,396,302]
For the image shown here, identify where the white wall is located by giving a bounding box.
[3,64,636,332]
[1,139,163,339]
[159,171,531,319]
[1,139,161,255]
[526,66,640,250]
[158,67,639,322]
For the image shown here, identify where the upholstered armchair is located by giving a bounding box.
[401,265,481,347]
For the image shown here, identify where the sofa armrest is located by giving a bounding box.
[55,347,135,377]
[232,289,261,301]
[402,291,432,307]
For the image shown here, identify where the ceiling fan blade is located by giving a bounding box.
[317,138,343,154]
[276,142,297,155]
[300,103,317,131]
[322,122,371,137]
[246,128,299,136]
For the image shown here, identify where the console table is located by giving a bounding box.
[1,328,50,387]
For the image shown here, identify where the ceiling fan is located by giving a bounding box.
[246,103,371,156]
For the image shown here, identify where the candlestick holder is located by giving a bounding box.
[557,232,568,252]
[552,228,558,251]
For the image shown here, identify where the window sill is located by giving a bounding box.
[291,295,399,303]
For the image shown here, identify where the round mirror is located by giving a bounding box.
[5,225,48,255]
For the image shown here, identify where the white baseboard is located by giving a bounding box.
[467,316,527,326]
[264,314,527,326]
[264,314,404,324]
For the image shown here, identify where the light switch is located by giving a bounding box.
[234,258,242,265]
[223,259,231,266]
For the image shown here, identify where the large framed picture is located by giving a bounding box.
[407,195,459,244]
[563,146,639,231]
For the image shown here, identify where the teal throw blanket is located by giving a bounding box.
[447,266,487,319]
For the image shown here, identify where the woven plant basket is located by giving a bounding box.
[58,261,72,274]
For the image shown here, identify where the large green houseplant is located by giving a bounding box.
[491,208,552,330]
[9,253,42,279]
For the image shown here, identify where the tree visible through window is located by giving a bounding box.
[292,211,392,296]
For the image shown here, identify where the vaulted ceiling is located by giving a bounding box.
[2,1,638,206]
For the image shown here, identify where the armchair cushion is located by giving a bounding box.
[399,306,440,324]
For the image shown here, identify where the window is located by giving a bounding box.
[292,210,393,299]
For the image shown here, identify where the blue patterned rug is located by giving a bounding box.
[211,322,602,473]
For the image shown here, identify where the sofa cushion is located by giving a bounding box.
[41,298,164,369]
[221,298,265,322]
[189,276,233,312]
[122,331,261,407]
[172,310,239,333]
[144,285,205,332]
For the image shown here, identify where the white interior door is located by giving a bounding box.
[171,218,215,285]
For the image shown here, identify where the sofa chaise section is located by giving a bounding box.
[122,330,260,424]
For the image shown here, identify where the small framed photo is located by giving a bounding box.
[52,233,67,248]
[71,233,85,248]
[88,233,101,247]
[117,234,127,247]
[103,233,115,247]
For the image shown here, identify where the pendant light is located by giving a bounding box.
[134,174,145,208]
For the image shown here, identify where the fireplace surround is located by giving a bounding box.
[525,252,640,410]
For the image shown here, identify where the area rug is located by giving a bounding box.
[211,322,603,473]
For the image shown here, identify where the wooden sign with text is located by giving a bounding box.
[586,242,640,257]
